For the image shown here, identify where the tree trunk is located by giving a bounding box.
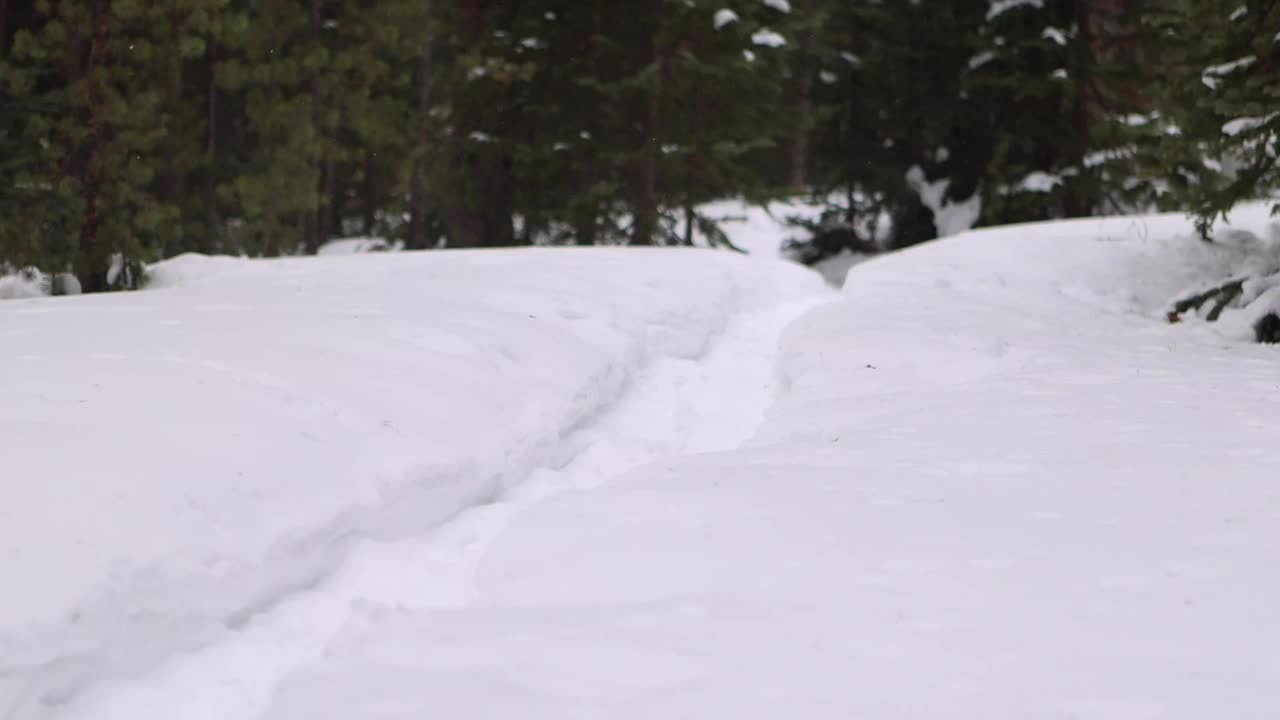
[205,33,220,253]
[481,153,516,246]
[362,150,377,235]
[74,0,111,292]
[790,76,813,189]
[164,16,185,257]
[0,0,11,56]
[304,0,325,254]
[408,18,434,250]
[319,150,336,245]
[632,29,665,246]
[788,29,816,190]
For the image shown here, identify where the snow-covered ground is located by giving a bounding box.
[0,247,829,718]
[4,206,1280,719]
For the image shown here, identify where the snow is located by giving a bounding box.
[1019,170,1063,193]
[1202,55,1256,89]
[1084,146,1132,168]
[987,0,1044,21]
[968,50,996,70]
[712,8,739,30]
[0,273,44,300]
[1041,26,1067,45]
[906,165,983,237]
[0,246,828,718]
[256,208,1280,720]
[762,0,791,12]
[7,203,1280,719]
[693,197,826,257]
[316,237,401,256]
[1223,112,1279,137]
[750,29,786,48]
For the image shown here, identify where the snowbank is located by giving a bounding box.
[0,247,826,716]
[8,205,1280,719]
[252,208,1280,719]
[0,274,44,300]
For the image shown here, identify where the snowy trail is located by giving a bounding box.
[47,292,832,720]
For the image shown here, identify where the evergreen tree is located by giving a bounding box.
[1,0,220,288]
[1147,0,1280,236]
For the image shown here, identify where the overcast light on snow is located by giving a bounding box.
[3,200,1280,719]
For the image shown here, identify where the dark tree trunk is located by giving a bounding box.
[787,30,816,190]
[484,154,516,247]
[303,0,325,254]
[319,150,336,245]
[408,20,434,250]
[0,0,11,56]
[632,28,666,246]
[362,150,377,235]
[163,15,185,257]
[74,0,111,292]
[205,34,220,253]
[790,76,813,189]
[444,0,515,248]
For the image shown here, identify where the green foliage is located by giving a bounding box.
[2,0,1276,290]
[1145,0,1280,236]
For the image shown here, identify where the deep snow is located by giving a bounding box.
[4,205,1280,720]
[0,247,828,718]
[255,209,1280,720]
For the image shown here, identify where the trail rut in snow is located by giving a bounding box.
[48,293,832,720]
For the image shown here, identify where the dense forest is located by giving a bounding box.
[0,0,1276,292]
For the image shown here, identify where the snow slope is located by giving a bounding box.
[396,208,1278,720]
[5,206,1280,720]
[262,210,1279,719]
[0,248,829,718]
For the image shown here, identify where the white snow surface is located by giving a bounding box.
[712,8,739,30]
[750,29,787,48]
[987,0,1045,21]
[7,205,1280,719]
[315,237,401,256]
[0,247,828,718]
[0,274,44,300]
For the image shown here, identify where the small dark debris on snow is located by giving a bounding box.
[1254,313,1280,344]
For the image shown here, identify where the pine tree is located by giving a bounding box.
[807,0,987,247]
[0,0,221,289]
[1147,0,1280,236]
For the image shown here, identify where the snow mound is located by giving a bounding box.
[9,205,1280,719]
[251,207,1280,719]
[0,273,44,300]
[0,247,827,717]
[315,237,401,256]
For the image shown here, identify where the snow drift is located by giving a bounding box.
[261,208,1280,720]
[5,204,1280,719]
[0,247,827,717]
